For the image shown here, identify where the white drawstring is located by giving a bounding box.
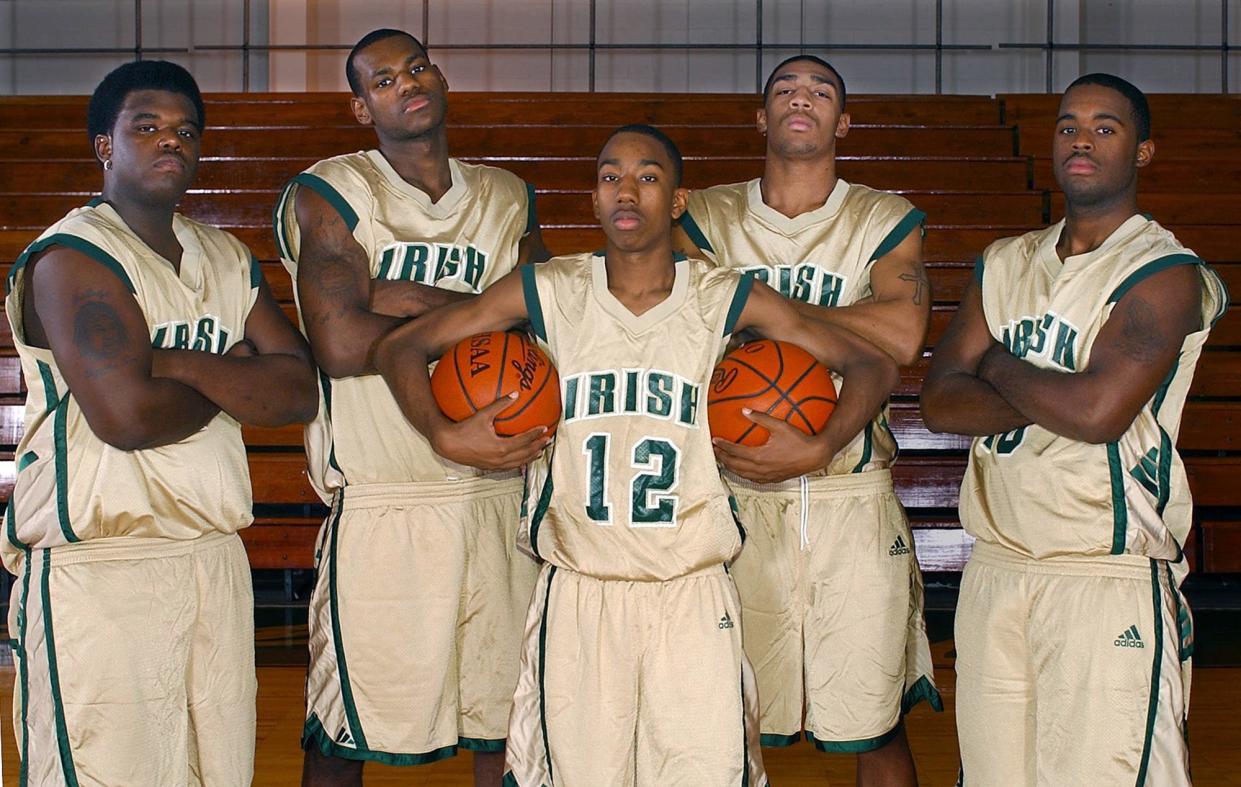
[799,475,810,550]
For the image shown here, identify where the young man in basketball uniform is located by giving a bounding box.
[673,55,940,783]
[373,124,900,786]
[273,29,548,786]
[922,74,1227,785]
[3,61,317,785]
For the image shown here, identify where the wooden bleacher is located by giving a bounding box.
[1,91,1238,574]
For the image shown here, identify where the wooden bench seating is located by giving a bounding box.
[2,91,1239,577]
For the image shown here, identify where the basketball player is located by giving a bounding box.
[373,124,899,786]
[672,55,939,782]
[922,74,1227,784]
[3,61,316,785]
[272,29,547,786]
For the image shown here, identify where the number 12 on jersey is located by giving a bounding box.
[582,433,680,527]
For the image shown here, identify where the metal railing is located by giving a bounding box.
[0,0,1236,94]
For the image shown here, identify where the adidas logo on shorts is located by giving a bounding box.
[336,727,355,746]
[889,535,912,556]
[1114,625,1145,649]
[718,612,734,630]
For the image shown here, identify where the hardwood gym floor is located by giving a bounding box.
[3,640,1241,785]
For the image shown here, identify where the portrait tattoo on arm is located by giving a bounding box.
[72,294,138,379]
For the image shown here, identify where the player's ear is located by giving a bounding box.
[350,95,372,126]
[94,134,112,169]
[670,187,689,219]
[756,107,768,137]
[591,186,602,221]
[836,111,851,139]
[1136,138,1154,169]
[435,66,448,92]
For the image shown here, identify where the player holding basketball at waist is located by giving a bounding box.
[375,124,898,786]
[273,29,549,785]
[672,55,940,783]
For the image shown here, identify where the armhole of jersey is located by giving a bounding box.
[972,254,985,286]
[522,264,547,342]
[868,208,926,264]
[8,233,137,296]
[272,179,299,261]
[524,182,538,238]
[1107,253,1202,305]
[291,173,360,232]
[1207,266,1231,327]
[722,273,756,337]
[679,210,715,255]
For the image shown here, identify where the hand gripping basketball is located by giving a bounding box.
[431,330,562,436]
[708,339,837,446]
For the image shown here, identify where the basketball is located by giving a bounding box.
[430,331,561,436]
[707,339,837,447]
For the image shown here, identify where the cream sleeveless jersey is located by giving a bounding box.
[2,200,259,570]
[961,214,1229,561]
[519,252,753,581]
[274,152,533,499]
[683,178,923,475]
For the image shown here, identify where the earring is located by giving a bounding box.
[103,159,113,170]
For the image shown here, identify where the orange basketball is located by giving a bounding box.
[430,331,561,437]
[707,339,837,447]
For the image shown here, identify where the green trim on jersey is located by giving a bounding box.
[869,209,927,263]
[7,232,137,296]
[41,550,81,785]
[723,273,756,337]
[524,182,538,237]
[17,547,32,785]
[6,451,36,549]
[249,254,263,289]
[1107,253,1202,305]
[500,773,519,787]
[1136,560,1165,786]
[1167,562,1194,661]
[291,173,360,232]
[318,371,344,479]
[1156,428,1172,518]
[522,264,547,342]
[527,461,555,560]
[679,211,715,255]
[458,736,506,753]
[1151,357,1178,418]
[760,731,802,747]
[851,423,874,473]
[37,362,81,545]
[1107,442,1128,555]
[901,675,944,714]
[740,675,751,787]
[325,497,368,751]
[52,397,79,543]
[808,721,903,754]
[972,254,985,285]
[36,361,58,415]
[537,566,558,785]
[301,713,457,765]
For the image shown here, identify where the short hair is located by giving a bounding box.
[599,124,684,186]
[86,60,205,143]
[346,29,427,96]
[1065,73,1151,142]
[763,55,847,107]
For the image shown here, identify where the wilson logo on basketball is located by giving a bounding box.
[431,331,562,436]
